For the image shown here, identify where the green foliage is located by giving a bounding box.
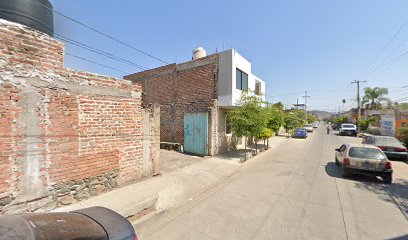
[272,102,284,110]
[362,87,389,110]
[283,113,302,131]
[331,116,349,124]
[227,91,269,138]
[398,127,408,148]
[257,127,274,140]
[398,103,408,109]
[307,114,319,124]
[267,105,285,133]
[357,117,375,131]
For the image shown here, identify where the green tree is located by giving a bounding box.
[272,102,284,110]
[362,87,389,110]
[357,117,375,131]
[398,127,408,148]
[227,91,269,151]
[283,113,302,136]
[398,103,408,109]
[267,105,285,134]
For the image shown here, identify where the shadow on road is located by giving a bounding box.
[325,162,408,217]
[324,162,382,183]
[387,234,408,240]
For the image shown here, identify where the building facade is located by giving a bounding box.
[125,49,266,156]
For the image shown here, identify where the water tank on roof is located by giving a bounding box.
[193,47,206,60]
[0,0,54,36]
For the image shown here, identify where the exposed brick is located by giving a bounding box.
[0,19,146,212]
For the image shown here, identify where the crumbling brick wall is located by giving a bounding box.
[0,19,145,213]
[125,55,219,155]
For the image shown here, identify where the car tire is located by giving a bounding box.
[383,173,392,184]
[335,156,340,166]
[341,165,349,177]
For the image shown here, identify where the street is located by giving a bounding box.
[136,126,408,240]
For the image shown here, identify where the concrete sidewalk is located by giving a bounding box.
[55,136,288,222]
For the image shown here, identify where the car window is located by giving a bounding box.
[295,128,304,131]
[374,137,402,147]
[339,145,346,152]
[348,147,386,160]
[304,124,313,127]
[342,124,355,128]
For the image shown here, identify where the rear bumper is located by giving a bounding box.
[383,151,408,160]
[340,130,357,136]
[345,166,392,176]
[293,135,307,138]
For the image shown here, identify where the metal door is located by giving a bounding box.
[184,112,208,156]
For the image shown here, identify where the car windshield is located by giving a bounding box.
[342,124,355,128]
[295,128,305,131]
[304,124,313,127]
[348,147,385,160]
[374,137,402,147]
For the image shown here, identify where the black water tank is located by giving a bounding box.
[0,0,54,36]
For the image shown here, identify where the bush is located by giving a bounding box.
[398,127,408,147]
[357,117,375,131]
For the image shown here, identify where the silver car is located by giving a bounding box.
[335,143,393,184]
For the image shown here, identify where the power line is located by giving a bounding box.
[359,16,408,78]
[55,34,148,71]
[65,52,130,75]
[27,0,169,65]
[359,49,408,80]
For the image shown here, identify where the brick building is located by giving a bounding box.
[125,49,266,156]
[0,19,159,213]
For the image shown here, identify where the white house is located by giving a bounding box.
[217,49,266,107]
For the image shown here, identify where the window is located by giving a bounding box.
[348,147,385,160]
[236,68,248,90]
[226,117,232,134]
[255,81,261,95]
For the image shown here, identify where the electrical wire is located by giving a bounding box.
[358,16,408,79]
[359,49,408,80]
[55,34,148,71]
[65,52,130,75]
[26,0,169,65]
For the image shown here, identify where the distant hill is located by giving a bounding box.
[308,110,333,120]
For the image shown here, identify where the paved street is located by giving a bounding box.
[136,126,408,240]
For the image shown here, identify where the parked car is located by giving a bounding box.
[293,127,308,138]
[362,135,408,160]
[312,122,319,128]
[0,206,138,240]
[338,123,357,137]
[335,143,392,183]
[304,124,314,132]
[332,123,342,130]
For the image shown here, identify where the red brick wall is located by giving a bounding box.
[125,55,219,146]
[0,20,144,212]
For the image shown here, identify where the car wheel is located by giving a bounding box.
[341,165,349,177]
[383,173,392,184]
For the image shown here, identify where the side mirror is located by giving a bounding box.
[335,148,340,152]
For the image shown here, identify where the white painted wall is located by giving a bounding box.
[217,49,266,106]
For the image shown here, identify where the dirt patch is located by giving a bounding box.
[159,150,206,174]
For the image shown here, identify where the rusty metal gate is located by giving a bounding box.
[184,112,208,156]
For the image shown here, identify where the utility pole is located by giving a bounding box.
[302,91,311,123]
[351,80,367,122]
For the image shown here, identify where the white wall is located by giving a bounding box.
[218,49,266,106]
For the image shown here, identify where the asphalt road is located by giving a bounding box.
[136,126,408,240]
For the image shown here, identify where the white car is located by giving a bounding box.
[304,124,314,132]
[338,123,357,137]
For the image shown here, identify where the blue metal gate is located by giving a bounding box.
[184,112,208,156]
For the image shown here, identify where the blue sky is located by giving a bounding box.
[51,0,408,112]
